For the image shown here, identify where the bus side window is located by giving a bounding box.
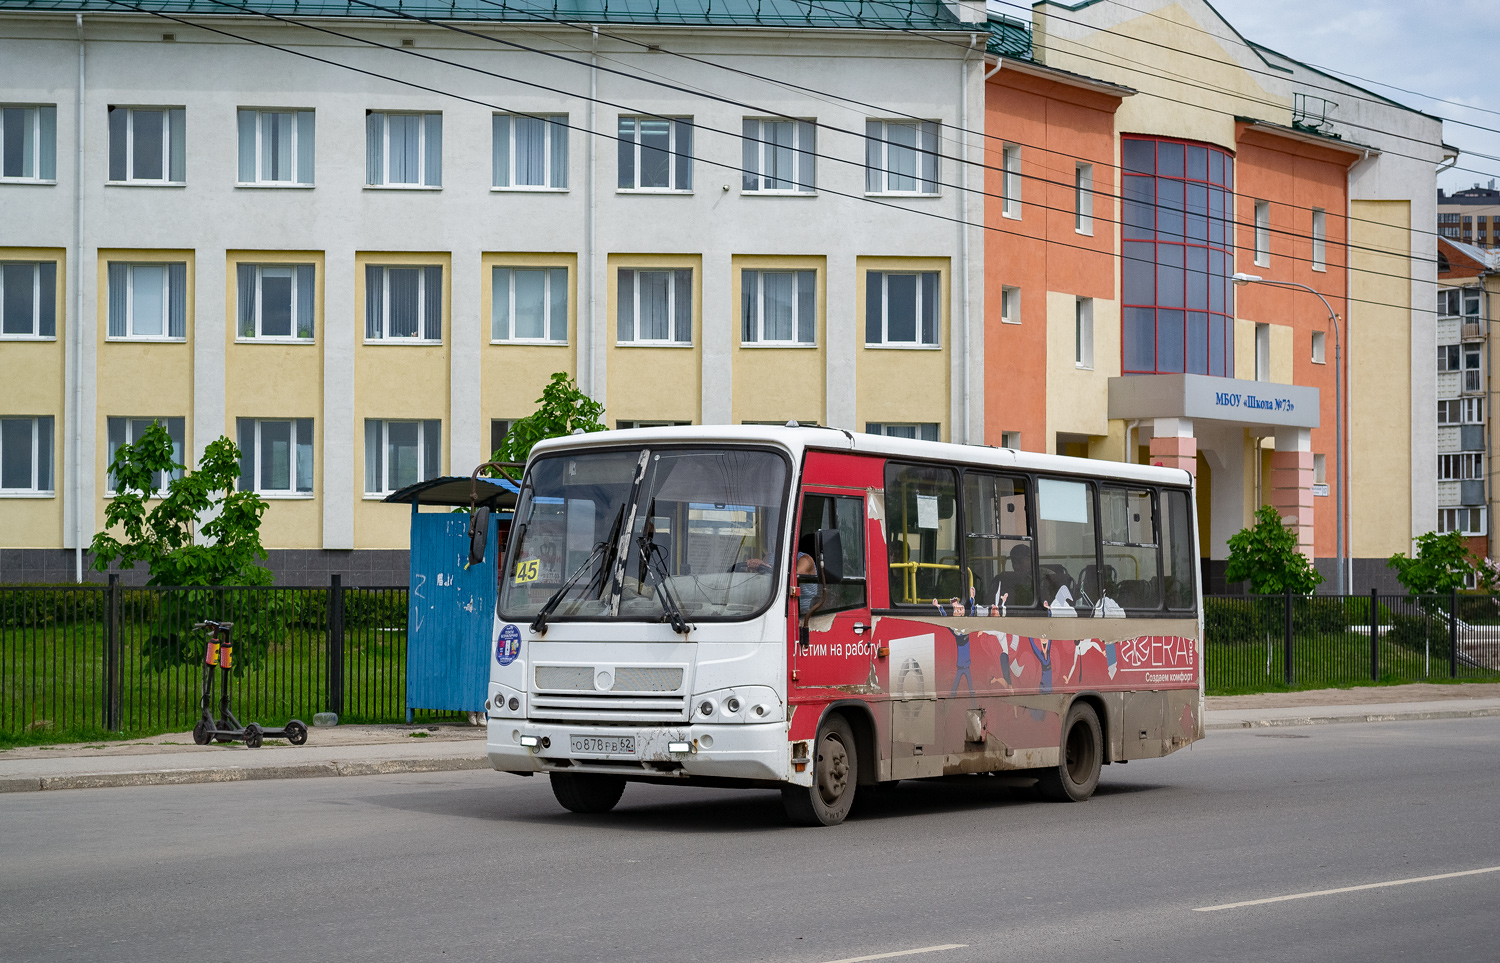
[798,493,867,613]
[1160,488,1196,610]
[1036,477,1100,613]
[1100,486,1161,610]
[884,463,959,606]
[963,473,1034,610]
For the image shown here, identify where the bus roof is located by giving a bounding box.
[528,425,1194,488]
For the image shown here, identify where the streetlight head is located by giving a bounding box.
[1231,272,1262,285]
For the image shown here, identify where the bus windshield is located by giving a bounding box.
[499,446,790,624]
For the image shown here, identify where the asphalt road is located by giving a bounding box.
[4,718,1499,963]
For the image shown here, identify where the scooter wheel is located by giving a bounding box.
[242,723,263,749]
[192,721,212,746]
[285,720,308,746]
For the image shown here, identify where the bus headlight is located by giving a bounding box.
[698,699,717,717]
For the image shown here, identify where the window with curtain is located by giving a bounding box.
[365,265,442,342]
[866,423,940,441]
[237,263,314,340]
[107,106,185,183]
[106,417,185,494]
[107,262,187,340]
[865,271,939,346]
[1,105,57,181]
[616,268,692,344]
[237,109,314,185]
[0,261,57,338]
[364,419,441,494]
[741,118,815,193]
[365,111,442,187]
[866,120,939,195]
[492,114,568,189]
[741,269,815,345]
[237,418,314,495]
[493,267,567,343]
[0,416,53,494]
[617,116,692,191]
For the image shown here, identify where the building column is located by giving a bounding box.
[1150,417,1196,476]
[1272,427,1314,559]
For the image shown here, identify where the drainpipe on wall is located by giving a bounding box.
[73,13,85,583]
[583,25,598,402]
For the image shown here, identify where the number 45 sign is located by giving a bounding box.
[513,558,540,584]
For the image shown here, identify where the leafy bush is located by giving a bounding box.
[1225,505,1323,595]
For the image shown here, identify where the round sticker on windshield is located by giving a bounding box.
[496,624,522,666]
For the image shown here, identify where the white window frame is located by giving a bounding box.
[1075,163,1094,234]
[240,418,314,497]
[491,113,568,191]
[1313,453,1326,485]
[1438,452,1484,481]
[363,418,441,496]
[1254,322,1271,381]
[616,267,693,345]
[617,115,693,192]
[866,120,940,197]
[1439,507,1487,536]
[491,266,568,344]
[741,269,816,346]
[1254,199,1271,267]
[1311,330,1326,365]
[108,263,186,341]
[105,416,184,496]
[0,261,57,339]
[1311,208,1326,271]
[237,108,314,187]
[1438,344,1461,372]
[865,422,940,442]
[1002,144,1021,218]
[741,117,816,194]
[107,106,185,185]
[1000,286,1020,325]
[1439,288,1461,318]
[1465,345,1483,392]
[865,271,940,348]
[0,416,53,495]
[365,265,442,344]
[236,263,315,342]
[0,105,57,183]
[1000,430,1022,449]
[1075,297,1094,369]
[365,111,442,189]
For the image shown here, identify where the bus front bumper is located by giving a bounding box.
[486,719,790,783]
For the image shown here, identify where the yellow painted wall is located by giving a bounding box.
[95,249,195,532]
[1348,200,1412,557]
[606,254,702,425]
[353,252,451,549]
[730,255,825,425]
[481,252,577,448]
[1044,290,1119,451]
[0,247,67,547]
[225,251,325,550]
[1268,322,1293,384]
[854,256,949,438]
[1233,317,1255,380]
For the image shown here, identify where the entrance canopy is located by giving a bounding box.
[1108,374,1319,432]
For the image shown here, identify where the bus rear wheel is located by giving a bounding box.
[1036,701,1102,803]
[782,715,858,826]
[550,773,626,814]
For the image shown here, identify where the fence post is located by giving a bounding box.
[1449,587,1459,679]
[105,574,121,731]
[1283,585,1294,687]
[328,574,345,715]
[1369,587,1379,683]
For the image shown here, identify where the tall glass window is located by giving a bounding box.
[1121,137,1235,376]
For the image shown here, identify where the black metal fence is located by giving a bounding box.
[0,576,423,739]
[1205,590,1500,694]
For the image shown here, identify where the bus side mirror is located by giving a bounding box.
[814,529,843,583]
[468,506,491,566]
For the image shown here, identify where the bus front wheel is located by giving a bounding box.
[782,715,858,826]
[1036,701,1102,802]
[550,773,626,814]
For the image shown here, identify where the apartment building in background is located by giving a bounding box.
[1436,237,1497,560]
[1439,184,1500,249]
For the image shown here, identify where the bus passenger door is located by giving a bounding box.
[789,490,875,693]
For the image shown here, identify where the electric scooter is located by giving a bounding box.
[191,620,308,749]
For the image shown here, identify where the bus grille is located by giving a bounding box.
[531,665,688,723]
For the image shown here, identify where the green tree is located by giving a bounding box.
[491,372,606,464]
[1387,530,1480,595]
[1224,504,1324,594]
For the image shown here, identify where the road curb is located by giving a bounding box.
[0,756,490,794]
[1206,705,1500,730]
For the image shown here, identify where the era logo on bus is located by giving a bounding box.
[1118,635,1195,670]
[513,559,540,584]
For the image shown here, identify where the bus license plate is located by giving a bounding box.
[570,735,636,755]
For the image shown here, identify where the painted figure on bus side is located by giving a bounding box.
[949,629,975,698]
[1068,638,1118,683]
[983,631,1021,688]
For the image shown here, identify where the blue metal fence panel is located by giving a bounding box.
[405,511,498,714]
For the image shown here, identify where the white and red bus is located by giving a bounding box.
[486,425,1202,825]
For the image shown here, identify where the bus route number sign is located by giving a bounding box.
[513,559,540,584]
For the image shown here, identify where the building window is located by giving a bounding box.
[1,261,57,338]
[237,109,314,186]
[1121,137,1236,376]
[489,419,512,458]
[741,269,815,345]
[617,116,692,191]
[1439,289,1460,317]
[1438,453,1484,481]
[742,118,815,193]
[364,419,440,494]
[1438,398,1484,426]
[236,264,314,340]
[0,416,53,494]
[1254,200,1271,267]
[1313,453,1326,485]
[107,106,185,184]
[364,265,442,342]
[617,268,692,344]
[866,422,939,442]
[492,114,567,190]
[492,267,567,343]
[106,416,184,494]
[1001,144,1021,217]
[865,271,939,347]
[1075,297,1094,369]
[1,105,57,182]
[617,420,692,430]
[1075,163,1093,234]
[1000,285,1020,325]
[866,120,939,195]
[1439,507,1486,536]
[1438,344,1460,372]
[1255,323,1270,381]
[107,262,187,340]
[236,418,313,495]
[1465,288,1482,318]
[1311,208,1326,271]
[1311,330,1326,364]
[1466,345,1483,392]
[365,111,442,187]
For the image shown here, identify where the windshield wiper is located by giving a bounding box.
[637,531,693,635]
[529,504,626,635]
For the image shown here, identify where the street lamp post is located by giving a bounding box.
[1232,272,1345,594]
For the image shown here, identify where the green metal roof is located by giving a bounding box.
[0,0,974,30]
[985,12,1030,58]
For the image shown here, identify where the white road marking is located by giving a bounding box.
[819,944,968,963]
[1194,865,1500,912]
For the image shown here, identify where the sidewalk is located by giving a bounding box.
[4,684,1500,794]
